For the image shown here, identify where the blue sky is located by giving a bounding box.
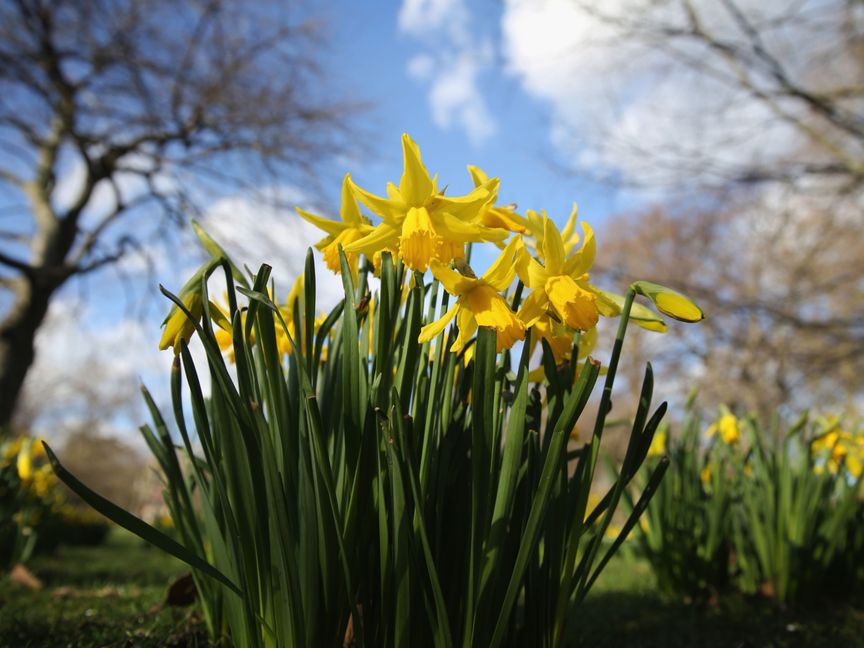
[318,0,623,238]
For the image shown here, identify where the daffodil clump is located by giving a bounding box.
[49,134,707,648]
[811,415,864,479]
[630,403,864,603]
[1,437,111,568]
[1,436,55,568]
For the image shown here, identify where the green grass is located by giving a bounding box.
[0,527,208,648]
[575,544,864,647]
[2,532,863,647]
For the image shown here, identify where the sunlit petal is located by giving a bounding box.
[542,216,566,275]
[399,133,434,207]
[430,259,476,296]
[482,236,520,291]
[418,303,459,343]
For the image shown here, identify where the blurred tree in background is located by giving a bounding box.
[57,430,146,511]
[565,0,864,416]
[0,0,356,432]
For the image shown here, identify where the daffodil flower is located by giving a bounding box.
[16,438,33,481]
[523,205,582,258]
[812,427,864,477]
[296,174,376,278]
[525,319,598,382]
[276,274,306,356]
[345,133,508,272]
[418,237,525,353]
[647,430,667,458]
[159,290,204,354]
[467,165,528,234]
[706,413,740,445]
[516,217,618,332]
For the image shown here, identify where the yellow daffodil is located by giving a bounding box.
[418,238,525,353]
[467,165,528,234]
[210,298,242,362]
[811,427,864,477]
[700,463,713,485]
[847,452,863,479]
[345,134,508,272]
[159,289,204,354]
[296,174,376,278]
[811,430,841,455]
[276,275,306,356]
[526,321,598,382]
[522,205,582,257]
[706,413,740,445]
[647,430,667,458]
[16,440,32,481]
[516,217,618,332]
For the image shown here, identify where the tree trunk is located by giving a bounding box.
[0,278,56,433]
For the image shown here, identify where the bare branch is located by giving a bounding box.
[0,249,35,275]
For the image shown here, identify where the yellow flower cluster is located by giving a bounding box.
[811,419,864,479]
[159,133,702,370]
[1,435,60,504]
[297,134,702,365]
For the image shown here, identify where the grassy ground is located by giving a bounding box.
[2,531,864,647]
[0,528,208,647]
[575,547,864,647]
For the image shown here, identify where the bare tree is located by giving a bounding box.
[561,0,864,190]
[0,0,356,430]
[532,1,864,415]
[597,193,864,419]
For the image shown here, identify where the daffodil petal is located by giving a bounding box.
[517,288,548,328]
[435,181,496,217]
[515,246,549,289]
[545,275,599,331]
[399,133,434,207]
[542,216,566,275]
[560,204,579,251]
[296,207,346,236]
[467,164,490,187]
[483,236,520,291]
[564,221,596,277]
[418,303,459,343]
[349,175,405,224]
[430,259,476,296]
[344,222,400,257]
[437,210,509,244]
[450,304,477,354]
[339,173,363,225]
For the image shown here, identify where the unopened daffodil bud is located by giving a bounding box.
[633,281,704,323]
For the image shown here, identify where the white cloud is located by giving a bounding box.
[399,0,497,145]
[399,0,469,44]
[407,54,435,81]
[428,48,497,145]
[200,187,345,310]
